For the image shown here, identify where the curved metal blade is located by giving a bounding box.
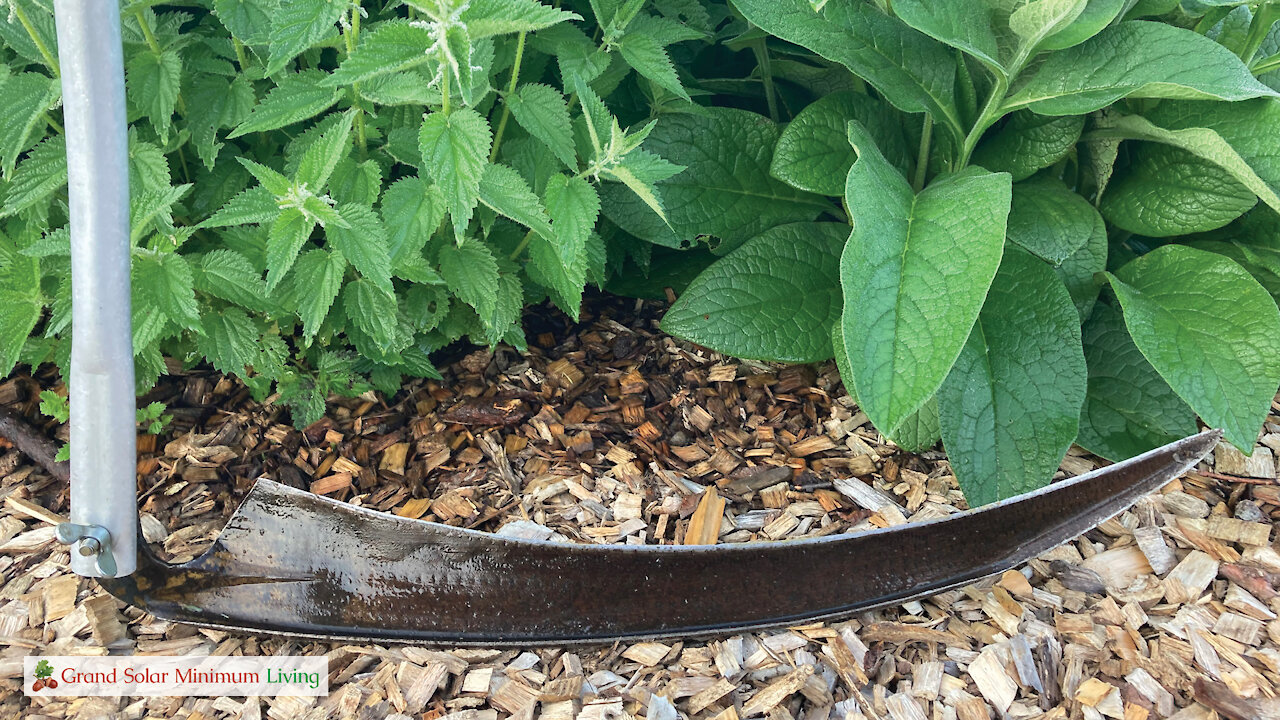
[101,430,1219,644]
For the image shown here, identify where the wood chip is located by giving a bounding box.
[1164,551,1219,603]
[685,487,725,546]
[742,664,814,718]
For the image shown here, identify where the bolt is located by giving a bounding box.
[78,537,101,557]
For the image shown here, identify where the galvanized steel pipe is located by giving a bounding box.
[54,0,137,577]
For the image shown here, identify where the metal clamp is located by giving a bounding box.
[55,523,118,577]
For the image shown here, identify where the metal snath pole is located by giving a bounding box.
[52,0,137,577]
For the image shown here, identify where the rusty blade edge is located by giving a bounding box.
[99,430,1221,645]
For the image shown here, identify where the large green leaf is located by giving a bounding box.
[277,248,347,343]
[478,163,553,239]
[231,71,341,137]
[543,173,600,266]
[126,48,182,141]
[1076,303,1199,461]
[662,223,847,364]
[461,0,580,38]
[342,279,403,354]
[839,122,1011,437]
[265,208,316,290]
[1040,0,1127,50]
[938,247,1087,506]
[327,21,435,86]
[506,83,577,169]
[438,238,500,320]
[266,0,345,75]
[1005,21,1278,115]
[197,307,262,376]
[2,135,66,218]
[134,252,201,333]
[0,72,59,176]
[892,0,1001,71]
[728,0,961,136]
[1006,177,1100,264]
[599,108,829,253]
[771,91,911,196]
[1101,144,1257,236]
[1053,206,1108,321]
[327,203,393,293]
[1106,245,1280,449]
[0,239,41,377]
[420,109,492,239]
[381,177,445,263]
[971,112,1084,182]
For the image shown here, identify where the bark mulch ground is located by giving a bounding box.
[0,295,1278,719]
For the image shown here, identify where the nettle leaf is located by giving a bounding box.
[343,279,402,353]
[419,109,493,240]
[662,222,847,363]
[480,272,524,345]
[0,72,59,176]
[544,173,600,265]
[771,91,912,196]
[462,0,581,39]
[126,48,182,141]
[616,31,689,100]
[186,74,255,170]
[600,108,828,253]
[201,186,280,228]
[1076,303,1198,462]
[839,122,1011,438]
[1006,177,1100,264]
[1005,22,1278,115]
[197,306,262,376]
[971,112,1084,182]
[239,158,292,197]
[330,158,383,207]
[266,0,346,75]
[938,247,1087,506]
[1106,245,1280,450]
[506,84,577,169]
[382,176,446,263]
[230,70,342,138]
[265,208,316,290]
[892,0,1001,72]
[327,203,393,293]
[528,233,588,320]
[214,0,278,45]
[135,252,202,332]
[278,247,347,343]
[2,135,67,218]
[295,109,356,192]
[0,238,42,376]
[327,21,435,86]
[730,0,961,136]
[479,163,553,239]
[193,249,272,312]
[438,237,500,320]
[1100,145,1257,236]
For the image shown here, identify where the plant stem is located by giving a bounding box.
[345,2,367,153]
[13,3,59,76]
[232,38,249,70]
[1239,3,1279,64]
[490,32,527,162]
[1253,51,1280,75]
[912,115,932,192]
[957,76,1006,167]
[509,229,535,260]
[42,113,63,135]
[751,36,779,123]
[441,60,452,115]
[136,9,163,54]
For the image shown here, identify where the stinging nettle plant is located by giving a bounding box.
[660,0,1280,503]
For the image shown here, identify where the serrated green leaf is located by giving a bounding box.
[382,176,446,263]
[1006,177,1099,264]
[544,173,600,265]
[327,203,392,293]
[663,222,846,363]
[126,48,182,141]
[1106,245,1280,450]
[193,249,272,312]
[186,74,255,170]
[771,91,912,196]
[130,183,192,243]
[419,109,492,239]
[278,248,346,343]
[480,271,524,345]
[197,306,261,375]
[1100,144,1256,236]
[214,0,278,45]
[238,158,293,197]
[2,135,66,218]
[1076,303,1198,461]
[599,108,826,253]
[462,0,581,38]
[329,158,383,207]
[230,70,341,137]
[342,278,402,353]
[295,108,355,191]
[729,0,961,135]
[478,163,553,239]
[134,252,201,332]
[327,21,435,86]
[0,238,41,376]
[201,185,281,228]
[938,247,1087,506]
[265,208,316,289]
[839,122,1011,438]
[971,112,1084,182]
[892,0,1001,71]
[1005,21,1278,115]
[507,83,578,169]
[616,32,689,100]
[0,73,59,176]
[438,237,500,320]
[266,0,345,75]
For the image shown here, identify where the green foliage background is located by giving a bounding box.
[1,0,1279,504]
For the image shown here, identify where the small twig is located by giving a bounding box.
[0,404,69,483]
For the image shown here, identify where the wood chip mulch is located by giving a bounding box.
[0,296,1278,720]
